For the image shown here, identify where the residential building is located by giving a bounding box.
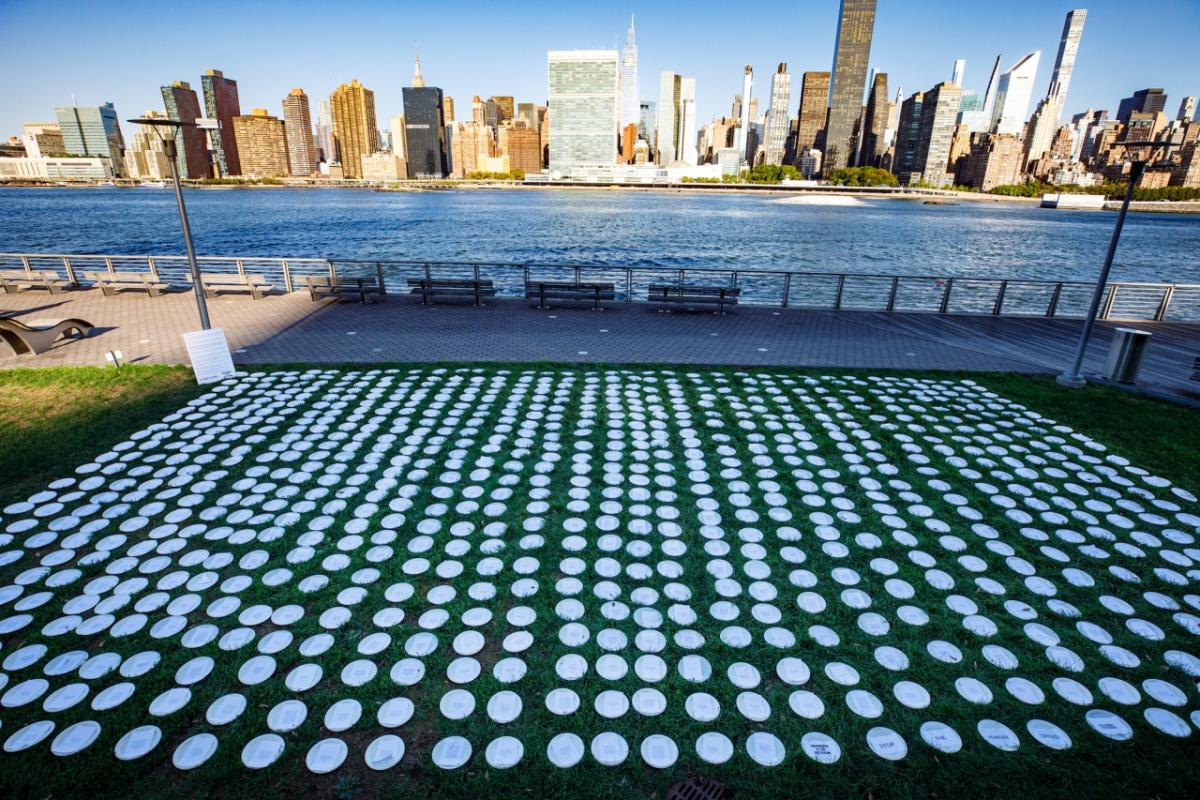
[360,152,407,180]
[125,112,174,179]
[20,123,65,159]
[619,15,639,131]
[389,115,407,160]
[632,139,649,164]
[951,59,965,88]
[909,81,961,186]
[233,109,290,177]
[200,69,242,176]
[1024,9,1087,164]
[980,54,1002,122]
[449,121,494,178]
[892,91,924,179]
[281,89,318,177]
[444,96,455,123]
[1179,96,1197,122]
[1172,142,1200,187]
[957,133,1024,190]
[160,82,209,178]
[990,52,1040,136]
[486,96,514,130]
[656,72,683,164]
[825,0,877,171]
[54,102,126,175]
[472,96,486,125]
[796,71,831,154]
[621,123,638,164]
[498,120,541,174]
[518,102,537,126]
[860,71,889,167]
[1117,88,1167,125]
[734,65,754,163]
[316,100,335,163]
[548,50,619,171]
[330,79,379,179]
[761,63,792,166]
[677,78,698,166]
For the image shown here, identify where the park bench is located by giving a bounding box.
[525,280,616,311]
[84,270,169,297]
[0,269,70,295]
[407,277,497,306]
[0,315,94,355]
[200,272,275,300]
[648,284,741,314]
[305,275,383,304]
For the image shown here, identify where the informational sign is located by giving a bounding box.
[183,328,236,385]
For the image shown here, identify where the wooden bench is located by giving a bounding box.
[0,315,94,355]
[407,278,497,306]
[648,283,741,314]
[84,271,169,297]
[0,269,69,295]
[200,272,274,300]
[526,280,616,310]
[305,275,383,303]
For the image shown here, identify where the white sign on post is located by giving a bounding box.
[183,328,237,385]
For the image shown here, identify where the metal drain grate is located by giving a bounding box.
[666,777,728,800]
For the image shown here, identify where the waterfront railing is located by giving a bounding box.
[2,252,1198,323]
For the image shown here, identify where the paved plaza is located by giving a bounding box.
[0,365,1198,795]
[1,289,1198,402]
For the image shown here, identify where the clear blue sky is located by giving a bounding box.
[2,0,1197,139]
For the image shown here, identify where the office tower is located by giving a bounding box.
[951,59,965,88]
[1179,97,1197,122]
[825,0,877,171]
[389,115,407,160]
[281,89,318,177]
[990,52,1040,136]
[892,91,924,179]
[911,82,962,186]
[499,121,541,173]
[678,78,698,165]
[160,82,209,178]
[620,15,639,131]
[796,71,831,154]
[330,79,379,179]
[201,69,242,176]
[489,96,515,126]
[656,72,682,164]
[761,63,792,166]
[639,100,655,144]
[980,54,1002,122]
[54,101,126,175]
[316,100,335,163]
[411,51,426,87]
[403,63,448,178]
[1117,88,1167,124]
[444,96,455,123]
[733,65,754,162]
[21,123,66,159]
[233,109,290,177]
[125,112,175,179]
[547,50,619,170]
[860,71,889,166]
[1025,9,1087,163]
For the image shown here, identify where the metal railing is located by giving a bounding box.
[2,251,1198,322]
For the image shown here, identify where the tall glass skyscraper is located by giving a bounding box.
[54,101,126,176]
[619,16,639,132]
[161,81,209,178]
[404,56,448,179]
[201,69,242,176]
[762,64,792,166]
[547,50,619,171]
[990,52,1041,136]
[825,0,877,171]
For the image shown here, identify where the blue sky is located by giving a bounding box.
[2,0,1197,139]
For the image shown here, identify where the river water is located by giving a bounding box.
[0,186,1197,285]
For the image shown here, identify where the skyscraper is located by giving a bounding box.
[735,65,754,163]
[1024,9,1087,162]
[489,96,515,126]
[656,72,682,165]
[910,81,962,186]
[860,72,889,167]
[893,91,924,179]
[796,72,831,154]
[639,100,655,145]
[161,81,209,178]
[825,0,877,171]
[951,59,966,88]
[990,52,1040,136]
[281,89,318,177]
[54,101,126,176]
[125,112,174,180]
[619,16,639,131]
[678,78,698,166]
[1117,88,1167,125]
[1180,96,1197,122]
[980,54,1002,122]
[233,109,290,178]
[316,100,335,163]
[547,50,619,171]
[201,69,242,176]
[444,96,455,123]
[761,64,792,166]
[404,56,448,178]
[330,79,378,179]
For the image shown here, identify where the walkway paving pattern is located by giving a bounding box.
[1,290,1197,402]
[0,365,1197,784]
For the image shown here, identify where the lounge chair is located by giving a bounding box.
[0,316,94,355]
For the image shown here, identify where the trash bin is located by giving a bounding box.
[1102,328,1152,383]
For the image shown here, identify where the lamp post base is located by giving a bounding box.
[1056,373,1087,389]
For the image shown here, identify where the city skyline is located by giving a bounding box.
[2,1,1196,141]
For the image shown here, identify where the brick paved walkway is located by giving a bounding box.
[2,288,1198,400]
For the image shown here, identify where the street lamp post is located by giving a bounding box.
[127,117,210,330]
[1056,140,1168,389]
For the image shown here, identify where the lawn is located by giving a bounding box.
[0,364,1197,800]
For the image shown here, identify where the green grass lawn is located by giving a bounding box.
[0,365,1197,800]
